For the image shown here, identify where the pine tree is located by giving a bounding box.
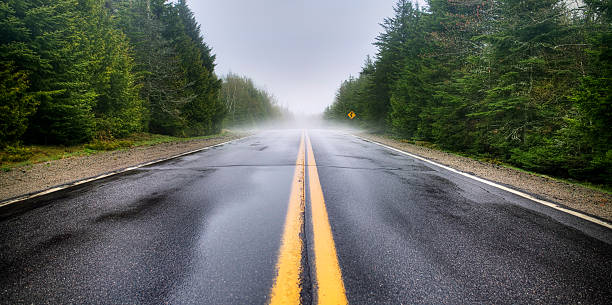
[0,62,37,147]
[114,0,223,136]
[0,3,38,146]
[80,0,144,139]
[326,0,611,184]
[5,0,98,144]
[220,73,280,127]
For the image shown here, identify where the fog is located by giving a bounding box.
[225,114,365,134]
[187,1,398,115]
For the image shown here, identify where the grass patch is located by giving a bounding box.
[0,145,33,163]
[126,131,231,146]
[0,131,233,170]
[84,140,134,151]
[0,145,80,168]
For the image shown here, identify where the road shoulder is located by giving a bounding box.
[0,133,246,203]
[357,133,612,222]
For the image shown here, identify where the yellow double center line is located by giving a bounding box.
[269,132,306,303]
[269,131,348,305]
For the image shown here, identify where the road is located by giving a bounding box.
[1,129,611,304]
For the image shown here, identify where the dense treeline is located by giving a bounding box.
[325,0,612,185]
[0,0,223,146]
[220,73,287,126]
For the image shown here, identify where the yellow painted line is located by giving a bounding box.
[269,132,306,305]
[306,133,348,305]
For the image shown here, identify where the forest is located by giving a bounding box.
[325,0,611,185]
[220,73,288,127]
[1,0,227,148]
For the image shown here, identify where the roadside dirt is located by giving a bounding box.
[359,133,612,222]
[0,133,244,202]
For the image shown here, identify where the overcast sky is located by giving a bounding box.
[187,1,398,115]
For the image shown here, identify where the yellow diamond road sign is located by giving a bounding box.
[347,111,356,119]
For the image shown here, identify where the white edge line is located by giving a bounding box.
[352,134,612,230]
[0,136,250,208]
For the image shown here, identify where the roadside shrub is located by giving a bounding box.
[84,140,133,151]
[117,140,134,148]
[486,159,505,166]
[0,145,33,163]
[415,141,439,150]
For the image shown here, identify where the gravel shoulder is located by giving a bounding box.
[0,133,245,202]
[358,133,612,222]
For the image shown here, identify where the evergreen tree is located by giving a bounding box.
[114,0,223,136]
[80,0,144,139]
[220,73,281,127]
[327,0,611,185]
[0,62,37,147]
[2,0,98,144]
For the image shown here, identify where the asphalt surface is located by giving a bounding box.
[1,129,611,304]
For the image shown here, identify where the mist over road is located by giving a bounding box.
[1,129,610,304]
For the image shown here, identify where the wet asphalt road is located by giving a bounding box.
[1,129,611,304]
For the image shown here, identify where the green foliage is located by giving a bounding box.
[82,0,145,139]
[113,0,224,137]
[324,57,377,129]
[84,139,134,151]
[1,0,87,144]
[0,145,33,163]
[0,131,230,170]
[220,73,286,126]
[326,0,612,186]
[0,62,37,147]
[0,0,226,146]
